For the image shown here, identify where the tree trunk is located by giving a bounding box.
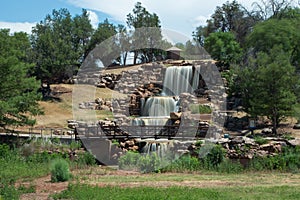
[122,52,127,66]
[272,109,278,135]
[133,51,138,65]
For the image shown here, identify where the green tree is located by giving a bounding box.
[193,0,260,46]
[252,0,294,20]
[126,2,163,64]
[115,25,131,66]
[31,8,93,83]
[247,13,300,69]
[204,31,242,69]
[72,9,94,61]
[238,46,297,134]
[0,29,41,128]
[87,18,117,55]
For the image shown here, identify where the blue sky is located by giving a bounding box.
[0,0,257,43]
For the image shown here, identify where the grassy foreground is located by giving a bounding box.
[49,166,300,200]
[52,184,300,200]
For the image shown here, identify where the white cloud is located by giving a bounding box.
[0,21,36,34]
[87,10,99,28]
[192,15,209,28]
[67,0,258,38]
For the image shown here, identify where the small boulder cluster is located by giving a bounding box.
[95,73,122,89]
[78,98,113,112]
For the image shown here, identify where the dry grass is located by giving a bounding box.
[104,64,144,74]
[27,84,126,129]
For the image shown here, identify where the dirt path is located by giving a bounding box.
[20,175,68,200]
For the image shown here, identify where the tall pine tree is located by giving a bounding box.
[0,29,41,128]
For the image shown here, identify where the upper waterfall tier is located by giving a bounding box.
[162,65,200,96]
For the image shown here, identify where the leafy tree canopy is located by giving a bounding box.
[0,29,42,128]
[31,8,93,83]
[237,46,297,133]
[204,31,242,69]
[247,12,300,69]
[126,2,163,64]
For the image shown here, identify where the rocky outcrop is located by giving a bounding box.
[78,98,113,111]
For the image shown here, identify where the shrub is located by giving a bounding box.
[118,151,140,170]
[254,136,268,145]
[0,179,20,200]
[189,104,212,114]
[137,153,161,173]
[118,151,163,173]
[163,154,201,172]
[217,159,243,173]
[202,145,225,169]
[75,151,96,167]
[50,159,71,182]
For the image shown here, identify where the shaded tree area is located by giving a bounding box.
[31,8,93,84]
[0,30,42,128]
[236,46,298,134]
[194,0,300,134]
[126,2,166,64]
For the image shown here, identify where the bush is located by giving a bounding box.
[163,154,201,172]
[137,153,161,173]
[50,159,71,182]
[118,151,140,170]
[189,104,212,114]
[0,181,20,200]
[201,145,225,169]
[75,151,96,167]
[118,151,163,173]
[254,136,268,145]
[217,159,243,173]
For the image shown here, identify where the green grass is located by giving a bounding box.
[189,104,212,114]
[52,184,300,200]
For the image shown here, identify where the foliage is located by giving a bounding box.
[74,151,97,167]
[237,46,297,133]
[247,17,300,68]
[189,104,212,114]
[31,8,93,83]
[126,2,163,64]
[248,146,300,172]
[254,135,268,145]
[204,31,242,69]
[292,103,300,122]
[87,19,117,55]
[0,29,42,128]
[118,151,161,173]
[50,158,71,182]
[252,0,296,20]
[193,0,260,47]
[201,144,226,169]
[162,154,201,172]
[221,69,237,96]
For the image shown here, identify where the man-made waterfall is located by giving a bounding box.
[162,65,200,96]
[132,117,170,126]
[141,96,178,116]
[140,138,174,158]
[132,65,200,128]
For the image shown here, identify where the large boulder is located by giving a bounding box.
[170,112,182,120]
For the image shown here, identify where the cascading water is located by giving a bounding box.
[132,65,200,127]
[141,97,177,116]
[131,65,201,158]
[162,65,200,96]
[140,138,174,159]
[132,117,170,126]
